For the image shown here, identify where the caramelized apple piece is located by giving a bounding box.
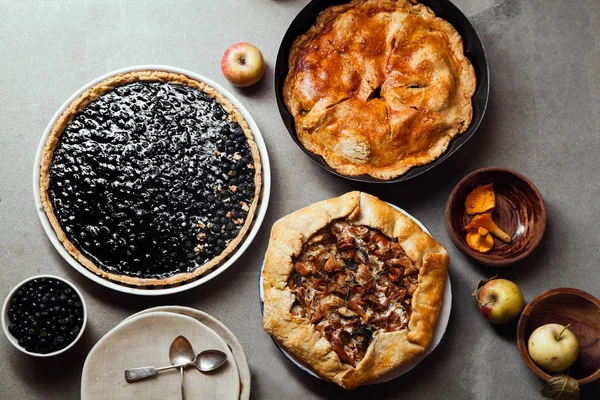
[465,183,496,215]
[465,213,511,243]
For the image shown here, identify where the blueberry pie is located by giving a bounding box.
[283,0,476,179]
[40,70,261,286]
[262,192,448,389]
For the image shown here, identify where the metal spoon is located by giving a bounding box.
[192,349,227,372]
[170,336,194,399]
[124,349,228,382]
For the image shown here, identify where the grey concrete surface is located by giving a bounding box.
[1,0,599,399]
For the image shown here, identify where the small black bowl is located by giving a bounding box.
[274,0,490,183]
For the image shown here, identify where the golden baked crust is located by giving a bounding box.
[262,192,449,389]
[284,0,476,179]
[40,70,262,287]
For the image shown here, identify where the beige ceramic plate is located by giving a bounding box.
[81,312,239,400]
[121,306,250,400]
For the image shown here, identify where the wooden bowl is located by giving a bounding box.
[516,288,600,385]
[445,167,546,266]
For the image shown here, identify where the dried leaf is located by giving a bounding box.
[541,374,580,400]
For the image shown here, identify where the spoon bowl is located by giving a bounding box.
[170,335,195,365]
[194,349,227,372]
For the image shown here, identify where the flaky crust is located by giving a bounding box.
[39,70,262,287]
[262,192,449,389]
[283,0,476,180]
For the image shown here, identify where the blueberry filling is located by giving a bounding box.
[7,278,84,354]
[47,82,257,279]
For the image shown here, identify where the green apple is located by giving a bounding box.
[476,278,524,324]
[528,323,579,372]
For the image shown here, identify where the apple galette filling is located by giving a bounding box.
[287,220,419,366]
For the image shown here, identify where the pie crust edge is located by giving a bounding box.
[262,191,449,389]
[39,70,262,287]
[283,0,477,180]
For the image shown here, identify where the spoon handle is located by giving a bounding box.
[125,362,188,383]
[180,367,185,399]
[125,367,159,382]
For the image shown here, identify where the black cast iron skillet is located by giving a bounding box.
[274,0,490,183]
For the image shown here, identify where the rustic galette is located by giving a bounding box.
[283,0,476,179]
[262,192,449,389]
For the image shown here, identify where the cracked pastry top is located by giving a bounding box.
[283,0,476,180]
[262,192,449,389]
[39,70,261,287]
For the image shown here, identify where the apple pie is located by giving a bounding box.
[262,192,449,389]
[283,0,476,179]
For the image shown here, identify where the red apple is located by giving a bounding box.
[474,277,524,324]
[221,42,265,87]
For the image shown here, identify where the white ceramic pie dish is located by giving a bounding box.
[259,203,452,384]
[33,65,271,296]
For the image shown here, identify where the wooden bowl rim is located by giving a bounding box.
[445,166,547,266]
[516,287,600,385]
